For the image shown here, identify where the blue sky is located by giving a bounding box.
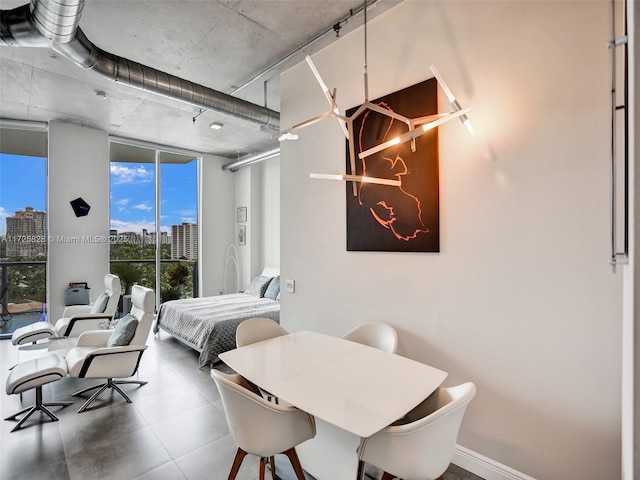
[0,153,197,235]
[0,153,46,236]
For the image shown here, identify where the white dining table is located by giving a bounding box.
[217,330,447,438]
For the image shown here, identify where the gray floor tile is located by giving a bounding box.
[64,426,172,480]
[58,401,149,456]
[132,461,188,480]
[5,456,71,480]
[149,402,229,459]
[175,434,258,480]
[0,418,67,479]
[131,382,210,426]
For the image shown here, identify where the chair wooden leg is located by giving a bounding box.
[356,460,366,480]
[381,472,396,480]
[283,447,306,480]
[269,456,276,480]
[259,457,266,480]
[228,448,248,480]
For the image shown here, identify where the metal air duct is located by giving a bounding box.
[0,0,280,130]
[221,148,281,172]
[0,4,48,47]
[30,0,84,43]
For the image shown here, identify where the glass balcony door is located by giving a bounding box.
[109,140,199,311]
[0,152,48,338]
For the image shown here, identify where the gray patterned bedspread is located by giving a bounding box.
[154,293,280,367]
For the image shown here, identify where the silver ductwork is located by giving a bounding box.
[222,148,281,172]
[53,29,280,129]
[1,0,280,130]
[31,0,84,43]
[0,4,48,47]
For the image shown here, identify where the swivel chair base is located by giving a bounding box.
[73,378,148,413]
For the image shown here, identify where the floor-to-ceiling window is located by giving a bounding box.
[109,140,199,308]
[0,126,48,337]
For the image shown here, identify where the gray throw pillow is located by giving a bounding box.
[90,292,109,314]
[106,314,138,347]
[264,275,280,300]
[246,276,273,298]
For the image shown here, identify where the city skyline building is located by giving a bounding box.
[110,229,170,245]
[5,206,47,258]
[171,223,197,260]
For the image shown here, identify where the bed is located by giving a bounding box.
[153,268,280,367]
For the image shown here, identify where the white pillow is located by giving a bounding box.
[90,292,109,313]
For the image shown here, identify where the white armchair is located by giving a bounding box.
[11,273,122,347]
[356,382,477,480]
[54,273,122,337]
[65,285,155,413]
[212,369,316,480]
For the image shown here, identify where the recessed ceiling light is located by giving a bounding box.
[209,122,224,130]
[95,90,108,100]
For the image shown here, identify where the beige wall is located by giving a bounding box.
[280,1,623,479]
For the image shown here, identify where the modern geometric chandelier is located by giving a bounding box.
[273,0,489,195]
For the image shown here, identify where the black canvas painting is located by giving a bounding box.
[346,78,440,252]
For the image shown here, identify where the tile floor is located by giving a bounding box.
[0,329,483,480]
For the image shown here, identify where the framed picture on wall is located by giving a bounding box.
[237,206,247,223]
[346,78,440,252]
[238,225,246,246]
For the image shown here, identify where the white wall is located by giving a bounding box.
[622,2,638,478]
[235,166,252,289]
[199,153,236,297]
[280,2,622,479]
[47,121,110,321]
[261,157,280,269]
[234,159,281,288]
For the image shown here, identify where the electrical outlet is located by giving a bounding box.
[285,279,295,293]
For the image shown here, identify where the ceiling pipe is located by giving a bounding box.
[221,147,281,172]
[0,3,48,47]
[53,29,280,130]
[30,0,84,43]
[0,0,280,130]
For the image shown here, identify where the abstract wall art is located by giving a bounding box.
[346,78,440,252]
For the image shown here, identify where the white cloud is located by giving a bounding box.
[179,209,197,223]
[115,198,129,212]
[110,164,153,185]
[133,203,153,211]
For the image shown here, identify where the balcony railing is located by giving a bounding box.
[0,259,198,338]
[0,260,47,313]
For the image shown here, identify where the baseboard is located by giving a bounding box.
[452,445,538,480]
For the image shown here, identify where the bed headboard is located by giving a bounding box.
[261,266,280,277]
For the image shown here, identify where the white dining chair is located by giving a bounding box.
[342,321,398,353]
[356,382,477,480]
[212,369,316,480]
[236,317,289,403]
[236,317,289,347]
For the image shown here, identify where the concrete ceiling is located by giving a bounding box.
[0,0,401,159]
